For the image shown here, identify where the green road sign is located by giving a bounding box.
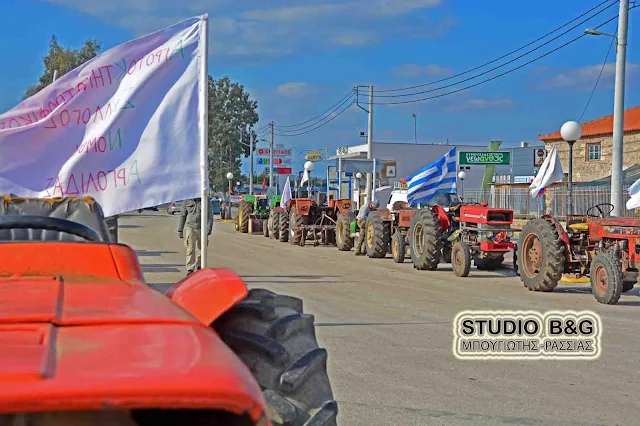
[459,151,510,165]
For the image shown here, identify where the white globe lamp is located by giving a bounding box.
[457,171,467,180]
[561,120,582,215]
[356,172,362,179]
[226,172,233,180]
[304,161,314,171]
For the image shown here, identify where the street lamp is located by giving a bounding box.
[457,170,467,202]
[226,172,233,219]
[304,161,314,198]
[412,114,417,144]
[584,28,618,41]
[560,120,582,216]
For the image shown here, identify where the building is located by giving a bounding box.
[328,141,545,207]
[538,105,640,183]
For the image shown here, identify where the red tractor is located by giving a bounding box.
[408,202,518,276]
[517,203,640,304]
[0,195,337,425]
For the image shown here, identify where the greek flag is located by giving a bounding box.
[405,147,457,207]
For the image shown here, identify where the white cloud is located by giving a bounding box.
[276,82,317,98]
[393,64,454,78]
[537,63,639,90]
[445,98,513,112]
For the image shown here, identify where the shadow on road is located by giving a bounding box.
[119,224,141,229]
[137,250,179,257]
[241,275,341,279]
[141,263,182,273]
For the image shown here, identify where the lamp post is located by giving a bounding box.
[226,172,233,219]
[304,161,314,198]
[457,171,467,202]
[412,113,417,144]
[560,121,582,217]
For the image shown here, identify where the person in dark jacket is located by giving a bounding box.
[355,198,379,255]
[178,198,213,275]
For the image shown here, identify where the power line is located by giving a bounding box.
[275,92,355,134]
[367,14,619,105]
[365,1,618,99]
[578,30,616,123]
[274,90,355,129]
[370,0,616,94]
[274,101,355,136]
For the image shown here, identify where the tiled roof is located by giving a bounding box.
[538,105,640,141]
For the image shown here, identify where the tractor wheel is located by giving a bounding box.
[590,254,623,305]
[365,212,390,258]
[234,215,240,232]
[517,218,565,292]
[263,220,269,237]
[271,212,281,240]
[279,212,289,242]
[474,255,504,271]
[622,281,635,293]
[213,288,338,426]
[442,244,452,263]
[289,209,307,245]
[452,241,471,277]
[239,201,252,233]
[336,211,355,251]
[391,231,405,263]
[409,208,443,270]
[513,244,520,276]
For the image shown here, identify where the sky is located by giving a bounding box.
[1,0,638,175]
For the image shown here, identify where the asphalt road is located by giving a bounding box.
[118,211,640,426]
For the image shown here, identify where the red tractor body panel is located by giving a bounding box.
[291,199,314,216]
[459,205,513,225]
[397,209,415,228]
[0,242,266,421]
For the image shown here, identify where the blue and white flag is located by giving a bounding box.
[626,176,640,210]
[405,147,457,207]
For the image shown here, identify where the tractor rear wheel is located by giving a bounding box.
[289,209,307,245]
[517,218,565,292]
[391,231,405,263]
[590,254,623,305]
[365,212,390,258]
[513,244,520,276]
[409,208,443,270]
[213,288,338,426]
[279,212,289,242]
[263,219,269,237]
[239,201,252,233]
[452,241,471,277]
[336,211,355,251]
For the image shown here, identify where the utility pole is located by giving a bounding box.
[325,146,330,200]
[611,0,629,216]
[269,121,275,191]
[366,85,374,203]
[412,113,417,144]
[249,130,254,195]
[52,70,58,83]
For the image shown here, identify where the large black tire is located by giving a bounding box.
[452,241,471,277]
[513,243,520,276]
[409,208,443,270]
[279,211,289,242]
[263,220,269,237]
[239,201,252,233]
[365,212,390,258]
[336,211,355,251]
[517,218,565,292]
[474,255,504,271]
[442,244,452,263]
[391,231,405,263]
[105,216,118,243]
[213,288,338,426]
[289,209,308,245]
[623,281,635,293]
[590,254,623,305]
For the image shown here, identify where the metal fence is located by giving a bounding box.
[462,186,636,219]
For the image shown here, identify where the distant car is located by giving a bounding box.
[137,206,159,213]
[211,198,221,215]
[167,201,182,215]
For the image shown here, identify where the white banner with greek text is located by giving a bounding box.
[0,16,205,217]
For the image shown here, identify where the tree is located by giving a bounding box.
[207,76,259,192]
[24,35,100,99]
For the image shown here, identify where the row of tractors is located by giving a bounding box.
[234,194,638,305]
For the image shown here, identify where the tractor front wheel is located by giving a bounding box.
[279,212,289,242]
[409,208,443,270]
[289,209,307,245]
[517,218,565,292]
[336,211,355,251]
[391,231,405,263]
[213,288,338,426]
[365,212,390,258]
[590,254,623,305]
[239,201,252,233]
[452,241,471,277]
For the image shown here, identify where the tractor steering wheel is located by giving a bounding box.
[586,203,614,218]
[0,215,102,242]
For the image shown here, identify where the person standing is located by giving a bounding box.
[178,198,213,275]
[354,199,379,256]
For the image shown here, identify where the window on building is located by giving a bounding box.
[586,143,602,161]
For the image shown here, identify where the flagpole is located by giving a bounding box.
[199,14,210,269]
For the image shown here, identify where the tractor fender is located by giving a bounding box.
[541,214,571,246]
[432,205,451,232]
[376,208,393,221]
[165,268,248,326]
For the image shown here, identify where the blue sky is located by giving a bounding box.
[1,0,638,175]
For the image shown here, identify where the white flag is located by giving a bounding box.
[626,177,640,210]
[0,16,207,217]
[280,176,292,208]
[301,169,310,185]
[529,146,564,197]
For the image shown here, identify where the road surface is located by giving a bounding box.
[118,211,640,426]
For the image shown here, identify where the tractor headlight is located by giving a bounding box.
[506,231,514,237]
[485,231,494,238]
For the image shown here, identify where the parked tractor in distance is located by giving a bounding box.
[235,194,278,235]
[517,202,640,304]
[0,195,337,425]
[284,198,353,247]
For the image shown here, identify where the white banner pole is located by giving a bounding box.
[199,14,209,269]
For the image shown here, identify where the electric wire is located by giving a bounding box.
[578,30,616,123]
[275,92,355,134]
[370,0,616,93]
[364,1,618,98]
[274,101,355,136]
[274,90,355,129]
[365,14,620,105]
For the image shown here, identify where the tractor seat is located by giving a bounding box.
[0,195,111,242]
[567,222,589,232]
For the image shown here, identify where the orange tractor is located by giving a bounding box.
[277,198,353,247]
[0,195,337,425]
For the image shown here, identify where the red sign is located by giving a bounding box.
[277,167,292,175]
[257,148,291,156]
